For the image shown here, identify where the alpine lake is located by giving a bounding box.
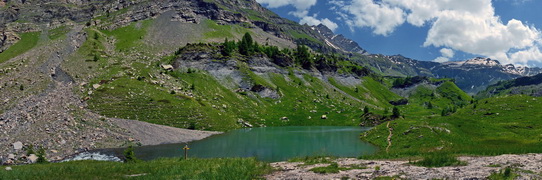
[98,126,377,162]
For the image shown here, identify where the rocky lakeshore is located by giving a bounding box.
[266,154,542,179]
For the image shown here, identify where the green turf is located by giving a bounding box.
[0,32,40,63]
[48,26,71,40]
[102,20,152,51]
[0,158,271,180]
[362,95,542,159]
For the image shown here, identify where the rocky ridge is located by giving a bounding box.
[313,24,368,55]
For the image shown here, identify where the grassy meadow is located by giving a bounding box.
[0,158,271,180]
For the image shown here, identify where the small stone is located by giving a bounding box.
[12,141,23,150]
[7,154,15,159]
[321,115,328,119]
[92,84,101,89]
[5,167,12,171]
[27,154,38,164]
[161,64,174,71]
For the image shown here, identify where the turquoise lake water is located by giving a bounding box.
[101,126,377,162]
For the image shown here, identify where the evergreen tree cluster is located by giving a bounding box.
[218,32,373,76]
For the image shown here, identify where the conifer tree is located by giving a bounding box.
[239,32,253,55]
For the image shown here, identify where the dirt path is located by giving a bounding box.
[266,154,542,179]
[111,119,221,146]
[386,121,392,152]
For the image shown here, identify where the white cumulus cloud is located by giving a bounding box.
[300,16,339,31]
[333,0,405,36]
[434,48,455,62]
[257,0,339,32]
[331,0,542,65]
[256,0,316,10]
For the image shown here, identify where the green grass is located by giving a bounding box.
[309,162,367,174]
[288,156,335,165]
[87,73,241,131]
[0,32,40,63]
[287,30,323,46]
[362,95,542,159]
[203,20,248,40]
[48,26,71,40]
[410,153,466,167]
[0,158,271,180]
[85,44,402,130]
[102,20,152,51]
[381,80,472,122]
[487,167,518,180]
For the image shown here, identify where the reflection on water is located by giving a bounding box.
[101,126,377,162]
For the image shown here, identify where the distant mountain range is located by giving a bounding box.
[1,0,540,95]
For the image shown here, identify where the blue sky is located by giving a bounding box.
[256,0,542,67]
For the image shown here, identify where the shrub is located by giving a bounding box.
[427,102,433,109]
[123,146,140,163]
[488,167,517,180]
[392,106,400,118]
[310,163,340,174]
[25,145,35,156]
[36,147,48,164]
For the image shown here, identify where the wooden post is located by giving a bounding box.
[183,144,190,160]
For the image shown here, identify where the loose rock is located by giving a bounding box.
[12,142,23,150]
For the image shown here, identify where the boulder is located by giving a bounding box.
[27,154,38,164]
[5,167,12,171]
[7,154,15,159]
[12,141,23,150]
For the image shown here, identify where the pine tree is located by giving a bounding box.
[222,38,236,56]
[238,32,253,55]
[392,106,401,118]
[295,44,311,69]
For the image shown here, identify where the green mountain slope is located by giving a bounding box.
[363,95,542,158]
[477,73,542,99]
